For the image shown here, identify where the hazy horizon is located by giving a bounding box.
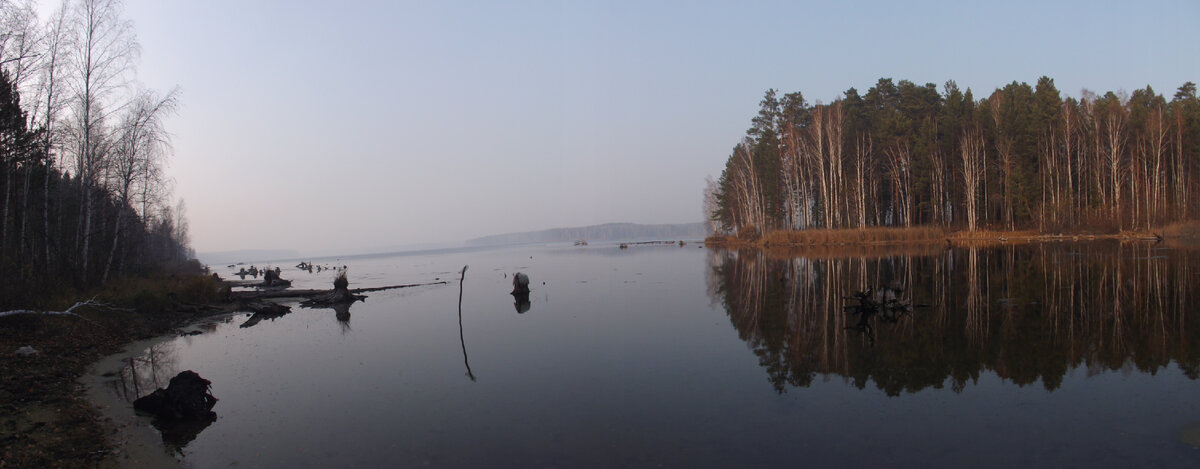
[64,0,1199,254]
[196,219,706,261]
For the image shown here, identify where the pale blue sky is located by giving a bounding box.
[96,0,1198,254]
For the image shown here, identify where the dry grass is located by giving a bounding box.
[705,221,1192,252]
[1161,220,1200,239]
[947,229,1040,240]
[758,226,946,247]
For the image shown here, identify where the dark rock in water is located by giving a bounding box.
[512,272,530,294]
[133,370,218,421]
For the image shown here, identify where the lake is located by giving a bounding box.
[92,241,1200,467]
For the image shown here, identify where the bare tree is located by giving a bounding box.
[702,175,720,234]
[1172,110,1189,219]
[0,0,40,255]
[929,123,948,227]
[960,127,985,231]
[884,142,913,226]
[101,86,176,282]
[0,0,41,87]
[1144,104,1168,228]
[1098,96,1127,228]
[989,93,1015,229]
[729,140,765,233]
[67,0,138,281]
[850,134,871,228]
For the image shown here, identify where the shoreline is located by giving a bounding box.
[82,334,189,469]
[4,232,1198,466]
[1,269,417,467]
[81,312,246,469]
[0,284,244,468]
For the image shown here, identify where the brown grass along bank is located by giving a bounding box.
[0,261,228,468]
[707,226,947,249]
[706,222,1200,252]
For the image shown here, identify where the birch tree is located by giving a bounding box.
[67,0,137,281]
[102,86,176,282]
[960,127,985,231]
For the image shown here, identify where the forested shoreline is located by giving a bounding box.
[706,77,1200,238]
[1,0,190,308]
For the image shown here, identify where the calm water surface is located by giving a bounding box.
[104,242,1200,467]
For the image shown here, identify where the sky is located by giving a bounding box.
[47,0,1199,256]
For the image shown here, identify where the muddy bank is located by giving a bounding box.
[0,304,212,468]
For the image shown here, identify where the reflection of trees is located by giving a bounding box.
[111,342,179,403]
[110,340,217,452]
[708,242,1200,395]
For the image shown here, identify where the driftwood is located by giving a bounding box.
[0,298,127,323]
[228,272,448,328]
[228,281,447,301]
[238,301,293,328]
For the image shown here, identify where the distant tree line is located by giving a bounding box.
[707,77,1200,235]
[1,0,189,306]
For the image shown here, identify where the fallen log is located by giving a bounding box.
[222,279,262,288]
[229,281,448,301]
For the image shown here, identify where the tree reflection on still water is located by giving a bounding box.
[707,241,1200,395]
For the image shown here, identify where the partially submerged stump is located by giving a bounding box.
[261,269,292,288]
[511,272,531,313]
[512,272,530,294]
[300,270,365,307]
[133,370,218,420]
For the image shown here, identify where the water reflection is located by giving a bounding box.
[512,291,531,314]
[706,242,1200,395]
[842,285,919,346]
[332,303,352,334]
[111,342,179,404]
[108,341,216,452]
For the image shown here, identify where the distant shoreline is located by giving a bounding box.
[466,222,706,246]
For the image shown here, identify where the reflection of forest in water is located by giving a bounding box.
[706,242,1200,395]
